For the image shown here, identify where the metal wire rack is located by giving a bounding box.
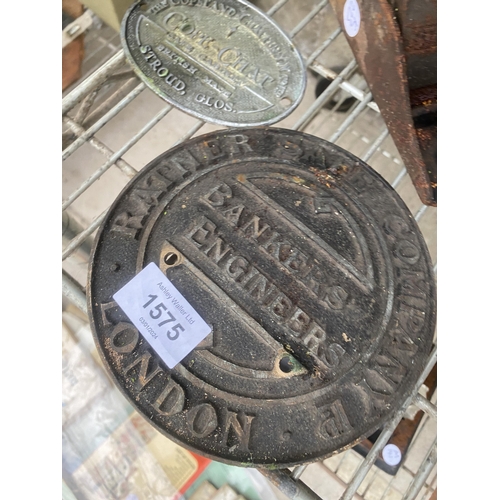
[62,1,437,499]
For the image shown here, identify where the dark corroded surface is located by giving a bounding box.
[121,0,306,126]
[88,128,436,468]
[330,0,437,206]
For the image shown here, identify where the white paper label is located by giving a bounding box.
[382,444,402,466]
[113,262,212,369]
[343,0,361,37]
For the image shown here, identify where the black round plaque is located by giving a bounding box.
[88,128,436,468]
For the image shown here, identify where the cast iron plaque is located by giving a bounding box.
[121,0,306,126]
[88,128,436,468]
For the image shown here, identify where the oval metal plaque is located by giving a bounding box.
[120,0,306,126]
[88,128,436,468]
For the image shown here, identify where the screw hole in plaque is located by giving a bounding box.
[164,252,179,266]
[279,356,294,373]
[280,97,292,108]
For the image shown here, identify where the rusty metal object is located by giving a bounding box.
[330,0,437,206]
[88,128,436,467]
[121,0,306,126]
[62,2,85,91]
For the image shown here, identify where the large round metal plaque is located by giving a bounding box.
[88,129,436,468]
[121,0,306,126]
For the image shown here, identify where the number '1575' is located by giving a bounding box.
[143,294,185,340]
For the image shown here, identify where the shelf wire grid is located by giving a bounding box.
[62,1,437,499]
